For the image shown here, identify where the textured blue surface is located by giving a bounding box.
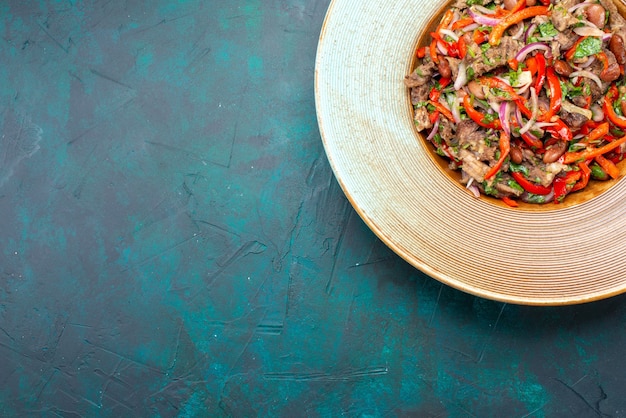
[1,1,626,416]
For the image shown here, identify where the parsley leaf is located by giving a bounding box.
[538,22,558,38]
[573,37,602,59]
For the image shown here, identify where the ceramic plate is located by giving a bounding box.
[315,0,626,305]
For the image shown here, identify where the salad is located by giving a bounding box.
[405,0,626,205]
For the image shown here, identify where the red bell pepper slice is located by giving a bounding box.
[562,134,626,164]
[571,161,591,192]
[451,17,474,31]
[565,36,587,61]
[603,94,626,129]
[501,196,519,207]
[430,39,439,63]
[544,118,573,142]
[472,29,489,45]
[525,56,538,76]
[430,100,455,122]
[485,131,511,179]
[508,0,527,14]
[462,95,501,129]
[534,53,546,93]
[540,67,561,122]
[511,171,552,195]
[595,154,620,179]
[489,6,550,46]
[458,35,467,59]
[553,171,582,203]
[586,122,609,143]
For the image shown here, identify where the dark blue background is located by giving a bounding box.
[0,1,624,416]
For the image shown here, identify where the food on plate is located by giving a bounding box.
[405,0,626,205]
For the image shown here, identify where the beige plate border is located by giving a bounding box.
[315,0,626,305]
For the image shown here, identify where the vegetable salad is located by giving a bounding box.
[405,0,626,205]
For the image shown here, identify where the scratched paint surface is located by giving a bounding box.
[0,0,626,416]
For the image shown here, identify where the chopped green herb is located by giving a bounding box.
[482,113,498,124]
[538,22,558,38]
[525,193,547,204]
[483,181,499,196]
[509,162,530,176]
[573,37,602,59]
[507,180,524,193]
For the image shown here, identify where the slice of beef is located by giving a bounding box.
[404,61,436,87]
[457,119,497,162]
[551,1,580,31]
[495,174,523,197]
[456,119,479,139]
[445,57,461,82]
[410,84,430,105]
[560,109,589,129]
[554,29,578,52]
[458,149,490,183]
[413,107,432,132]
[438,117,456,146]
[528,162,566,187]
[571,95,587,107]
[464,37,523,78]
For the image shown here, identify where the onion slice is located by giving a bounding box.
[591,103,604,122]
[454,61,468,90]
[439,29,460,42]
[499,101,512,137]
[426,117,440,142]
[515,42,552,62]
[468,7,501,26]
[573,55,596,70]
[511,22,525,40]
[570,70,604,89]
[519,87,539,135]
[568,2,593,13]
[524,23,537,43]
[574,25,612,40]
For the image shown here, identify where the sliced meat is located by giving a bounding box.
[404,61,436,87]
[528,162,567,187]
[458,149,490,183]
[410,84,430,105]
[438,117,456,146]
[445,57,461,82]
[413,107,432,132]
[554,29,578,52]
[495,174,523,197]
[457,120,497,162]
[551,1,580,31]
[464,37,523,77]
[456,119,479,139]
[560,109,589,129]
